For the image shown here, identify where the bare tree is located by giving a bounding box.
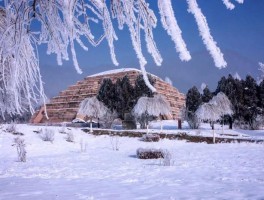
[0,0,244,117]
[133,94,171,132]
[14,137,27,162]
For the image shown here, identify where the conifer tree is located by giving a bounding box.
[258,80,264,115]
[185,86,202,129]
[202,86,213,103]
[114,76,135,119]
[242,75,259,129]
[134,74,155,100]
[97,78,116,112]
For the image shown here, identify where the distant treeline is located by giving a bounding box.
[185,75,264,130]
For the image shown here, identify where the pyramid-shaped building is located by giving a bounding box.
[31,68,185,123]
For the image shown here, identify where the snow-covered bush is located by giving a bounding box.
[251,115,264,130]
[40,128,55,143]
[141,134,160,142]
[137,148,165,159]
[195,129,201,136]
[14,137,26,162]
[186,114,200,129]
[59,123,67,134]
[110,135,120,151]
[80,139,88,153]
[6,123,17,134]
[66,131,74,143]
[161,150,173,166]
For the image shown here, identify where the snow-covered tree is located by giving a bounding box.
[258,62,264,84]
[195,102,219,143]
[133,94,171,130]
[233,72,241,81]
[0,0,244,117]
[196,92,233,142]
[196,103,220,124]
[210,92,233,117]
[196,92,233,126]
[78,96,109,132]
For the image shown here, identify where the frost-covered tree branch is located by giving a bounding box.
[0,0,242,116]
[258,62,264,83]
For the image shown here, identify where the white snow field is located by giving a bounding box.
[0,124,264,200]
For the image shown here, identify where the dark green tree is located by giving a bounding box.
[114,76,135,119]
[241,75,259,129]
[97,74,156,122]
[202,86,213,103]
[97,78,116,111]
[257,80,264,115]
[134,74,155,100]
[185,86,202,129]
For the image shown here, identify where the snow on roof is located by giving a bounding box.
[87,68,161,80]
[88,68,142,77]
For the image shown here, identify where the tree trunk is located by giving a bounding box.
[228,116,233,129]
[211,122,214,130]
[213,129,215,144]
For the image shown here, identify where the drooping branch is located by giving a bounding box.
[187,0,227,68]
[158,0,191,61]
[0,0,243,117]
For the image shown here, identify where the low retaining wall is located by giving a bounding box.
[81,129,263,144]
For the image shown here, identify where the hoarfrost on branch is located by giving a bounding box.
[196,92,233,122]
[0,0,243,116]
[133,94,171,117]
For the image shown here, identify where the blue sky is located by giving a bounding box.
[37,0,264,97]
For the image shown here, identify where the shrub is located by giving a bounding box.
[14,137,26,162]
[6,123,16,133]
[40,128,55,142]
[59,123,67,134]
[6,123,23,135]
[161,150,173,166]
[66,131,74,142]
[141,134,160,142]
[110,135,120,151]
[80,139,88,153]
[137,148,165,159]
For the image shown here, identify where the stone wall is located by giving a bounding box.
[30,69,185,123]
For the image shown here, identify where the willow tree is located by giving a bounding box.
[133,94,171,132]
[0,0,244,117]
[196,92,233,143]
[78,96,109,132]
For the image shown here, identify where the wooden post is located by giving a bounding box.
[213,129,215,144]
[90,118,93,133]
[178,119,182,130]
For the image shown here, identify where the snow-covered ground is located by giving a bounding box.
[0,123,264,200]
